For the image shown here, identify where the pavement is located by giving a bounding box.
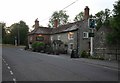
[59,54,119,70]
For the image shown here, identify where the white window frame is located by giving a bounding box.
[83,32,88,38]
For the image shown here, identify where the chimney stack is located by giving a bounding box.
[54,19,58,28]
[84,6,89,20]
[35,18,39,28]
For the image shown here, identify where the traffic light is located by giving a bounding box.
[88,18,95,28]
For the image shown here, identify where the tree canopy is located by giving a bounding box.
[107,0,120,45]
[74,12,84,22]
[95,9,111,30]
[2,21,29,45]
[48,10,69,28]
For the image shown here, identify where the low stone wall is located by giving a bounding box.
[94,49,120,60]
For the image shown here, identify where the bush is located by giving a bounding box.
[32,42,45,52]
[81,50,89,58]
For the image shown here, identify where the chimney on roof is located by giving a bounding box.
[54,19,58,28]
[84,6,89,20]
[35,18,39,28]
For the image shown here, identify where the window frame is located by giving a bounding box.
[83,32,88,38]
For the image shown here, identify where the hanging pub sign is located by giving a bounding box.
[36,35,44,41]
[89,32,94,37]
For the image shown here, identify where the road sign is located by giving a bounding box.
[89,33,94,37]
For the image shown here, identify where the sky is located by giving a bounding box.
[0,0,117,29]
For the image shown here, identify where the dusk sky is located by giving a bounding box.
[0,0,117,29]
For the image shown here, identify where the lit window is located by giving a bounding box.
[83,32,88,38]
[68,32,74,40]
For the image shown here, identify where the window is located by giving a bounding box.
[70,43,74,50]
[68,32,74,40]
[83,32,88,38]
[58,35,61,40]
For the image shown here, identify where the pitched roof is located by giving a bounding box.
[29,27,52,35]
[29,21,82,35]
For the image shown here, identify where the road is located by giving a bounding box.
[2,46,118,81]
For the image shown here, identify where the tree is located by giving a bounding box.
[19,21,29,45]
[10,21,29,45]
[107,0,120,45]
[95,9,111,30]
[74,12,84,22]
[104,9,111,26]
[48,10,69,28]
[113,0,120,32]
[106,0,120,60]
[95,11,104,30]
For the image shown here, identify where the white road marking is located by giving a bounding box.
[8,66,10,69]
[2,58,17,82]
[103,66,119,71]
[10,71,13,75]
[13,78,16,82]
[6,63,8,66]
